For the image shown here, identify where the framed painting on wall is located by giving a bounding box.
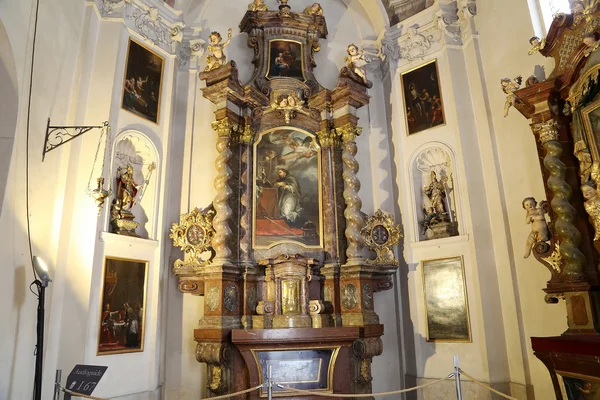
[253,127,322,249]
[421,256,471,342]
[266,40,305,81]
[400,59,445,135]
[97,257,148,355]
[557,371,600,399]
[121,38,164,124]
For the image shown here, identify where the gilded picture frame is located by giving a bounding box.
[581,99,600,161]
[421,256,471,342]
[556,370,600,399]
[400,59,446,135]
[266,39,306,81]
[252,127,323,249]
[97,256,148,355]
[250,347,340,397]
[121,38,164,124]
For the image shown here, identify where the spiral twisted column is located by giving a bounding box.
[337,123,365,265]
[533,120,586,281]
[239,124,255,264]
[211,118,236,264]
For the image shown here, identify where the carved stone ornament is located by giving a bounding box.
[170,206,216,274]
[224,285,238,313]
[264,92,310,124]
[206,286,220,312]
[342,284,358,310]
[361,209,402,266]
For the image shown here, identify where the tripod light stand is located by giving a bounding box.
[32,256,52,400]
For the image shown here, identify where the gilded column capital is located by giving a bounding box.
[240,124,256,144]
[317,128,340,148]
[336,123,363,144]
[211,118,241,138]
[531,120,559,144]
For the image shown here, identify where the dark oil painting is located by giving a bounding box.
[121,38,163,124]
[253,128,321,248]
[266,40,305,81]
[98,257,147,355]
[559,372,600,399]
[401,59,445,135]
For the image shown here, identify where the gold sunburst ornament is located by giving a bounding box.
[170,206,216,273]
[361,209,402,266]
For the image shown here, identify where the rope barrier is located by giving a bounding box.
[275,374,454,398]
[459,370,518,400]
[60,383,263,400]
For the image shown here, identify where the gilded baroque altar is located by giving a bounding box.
[170,2,400,398]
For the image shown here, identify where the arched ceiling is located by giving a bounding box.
[173,0,391,39]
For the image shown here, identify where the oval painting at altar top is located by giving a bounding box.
[252,127,322,249]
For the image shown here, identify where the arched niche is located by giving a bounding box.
[0,20,18,215]
[107,130,160,239]
[409,143,462,242]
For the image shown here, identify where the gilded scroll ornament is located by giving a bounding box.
[206,286,220,312]
[224,285,238,313]
[541,241,564,273]
[500,76,522,117]
[342,284,358,310]
[205,29,232,72]
[361,209,402,266]
[522,197,551,259]
[170,206,216,272]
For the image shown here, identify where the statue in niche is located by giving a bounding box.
[583,33,600,57]
[501,76,522,117]
[205,28,232,72]
[111,164,141,236]
[248,0,268,11]
[528,36,545,55]
[522,197,550,258]
[421,171,457,239]
[303,3,323,16]
[582,183,600,242]
[345,44,368,84]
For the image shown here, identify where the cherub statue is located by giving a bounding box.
[528,36,546,55]
[344,44,368,83]
[522,197,550,258]
[582,182,600,241]
[304,3,323,16]
[248,0,268,11]
[583,33,600,57]
[205,28,232,72]
[501,76,522,117]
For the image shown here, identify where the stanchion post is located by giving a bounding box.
[454,355,463,400]
[53,369,62,400]
[267,365,273,400]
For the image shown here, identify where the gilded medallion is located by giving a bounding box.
[342,284,358,310]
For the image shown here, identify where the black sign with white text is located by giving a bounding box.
[64,364,107,400]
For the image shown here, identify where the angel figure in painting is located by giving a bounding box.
[522,197,550,258]
[501,76,522,117]
[345,44,368,83]
[205,28,232,72]
[528,36,545,55]
[582,182,600,241]
[248,0,268,11]
[304,2,323,16]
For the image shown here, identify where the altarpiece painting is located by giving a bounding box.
[97,257,148,355]
[121,38,164,124]
[400,59,445,135]
[253,128,322,249]
[266,40,305,81]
